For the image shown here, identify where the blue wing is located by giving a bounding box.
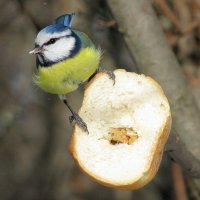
[54,13,75,27]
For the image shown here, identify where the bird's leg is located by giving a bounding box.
[88,67,116,85]
[59,95,88,133]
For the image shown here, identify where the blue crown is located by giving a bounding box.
[54,13,75,27]
[40,13,75,34]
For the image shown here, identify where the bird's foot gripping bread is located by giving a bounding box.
[70,69,171,190]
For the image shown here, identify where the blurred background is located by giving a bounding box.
[0,0,200,199]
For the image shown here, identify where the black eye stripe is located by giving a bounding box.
[44,35,73,46]
[35,43,39,48]
[45,38,58,46]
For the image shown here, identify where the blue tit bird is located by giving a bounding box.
[29,13,115,132]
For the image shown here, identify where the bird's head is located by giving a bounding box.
[29,14,81,66]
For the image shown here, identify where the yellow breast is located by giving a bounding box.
[34,47,101,94]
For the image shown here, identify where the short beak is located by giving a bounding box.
[29,47,43,54]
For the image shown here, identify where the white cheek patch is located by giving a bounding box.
[35,29,72,46]
[43,37,76,62]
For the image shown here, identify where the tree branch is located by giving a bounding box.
[107,0,200,177]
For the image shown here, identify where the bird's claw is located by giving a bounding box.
[98,67,115,85]
[69,113,89,133]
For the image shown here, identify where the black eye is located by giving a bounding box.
[45,38,57,45]
[49,38,56,44]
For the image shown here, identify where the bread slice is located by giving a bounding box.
[70,69,171,190]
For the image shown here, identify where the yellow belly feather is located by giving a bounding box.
[34,47,101,94]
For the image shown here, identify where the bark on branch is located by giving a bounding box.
[107,0,200,177]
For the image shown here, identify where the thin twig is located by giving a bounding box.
[171,162,188,200]
[154,0,200,34]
